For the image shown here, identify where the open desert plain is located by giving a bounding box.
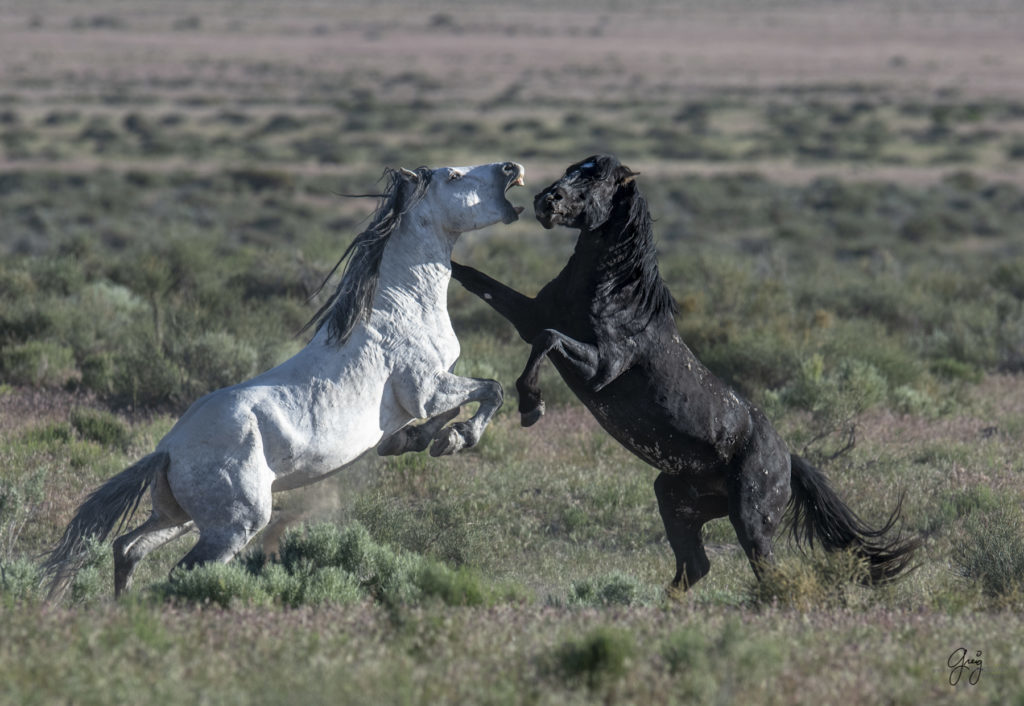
[2,1,1024,703]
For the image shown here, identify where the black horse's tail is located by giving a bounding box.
[40,451,169,600]
[787,454,919,583]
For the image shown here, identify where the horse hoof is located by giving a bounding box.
[520,402,545,427]
[664,582,688,603]
[376,431,406,456]
[429,428,465,457]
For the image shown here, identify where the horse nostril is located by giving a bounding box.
[548,192,562,202]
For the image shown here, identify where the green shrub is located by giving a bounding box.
[68,537,111,606]
[415,562,488,606]
[0,340,78,388]
[925,486,1002,533]
[775,354,888,456]
[174,522,502,609]
[182,331,257,397]
[256,562,362,608]
[70,408,130,449]
[569,572,643,607]
[80,352,116,395]
[661,620,784,697]
[20,422,73,446]
[277,521,350,575]
[300,566,363,606]
[111,336,181,408]
[552,627,635,688]
[0,557,43,604]
[165,562,270,608]
[661,627,707,674]
[953,505,1024,600]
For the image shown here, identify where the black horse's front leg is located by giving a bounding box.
[450,262,542,342]
[516,329,605,427]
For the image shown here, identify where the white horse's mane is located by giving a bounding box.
[302,166,434,345]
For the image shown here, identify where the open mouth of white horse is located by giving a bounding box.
[503,170,527,223]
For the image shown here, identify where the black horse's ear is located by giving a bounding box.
[616,166,640,185]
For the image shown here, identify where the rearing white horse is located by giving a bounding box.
[43,161,526,598]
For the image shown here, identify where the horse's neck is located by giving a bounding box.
[573,194,651,289]
[375,221,453,314]
[564,191,670,332]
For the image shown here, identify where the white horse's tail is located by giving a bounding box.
[41,451,169,600]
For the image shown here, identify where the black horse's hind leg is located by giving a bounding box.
[516,329,604,426]
[726,417,792,580]
[654,472,728,590]
[450,262,542,341]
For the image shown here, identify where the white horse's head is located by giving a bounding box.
[399,161,526,235]
[303,161,526,345]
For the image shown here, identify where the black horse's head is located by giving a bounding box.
[533,154,639,231]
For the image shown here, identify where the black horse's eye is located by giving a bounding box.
[447,170,463,182]
[572,161,599,178]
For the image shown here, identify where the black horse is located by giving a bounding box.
[451,154,919,590]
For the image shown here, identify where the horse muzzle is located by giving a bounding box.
[533,189,567,229]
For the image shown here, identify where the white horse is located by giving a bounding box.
[43,161,526,598]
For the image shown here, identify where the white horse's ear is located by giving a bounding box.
[399,168,419,182]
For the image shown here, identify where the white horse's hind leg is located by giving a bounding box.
[167,431,274,575]
[172,476,273,574]
[113,465,193,597]
[174,522,267,573]
[113,519,192,597]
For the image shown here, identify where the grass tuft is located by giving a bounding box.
[749,550,872,610]
[551,626,635,688]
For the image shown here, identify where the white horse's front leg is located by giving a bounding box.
[395,370,504,457]
[376,408,460,456]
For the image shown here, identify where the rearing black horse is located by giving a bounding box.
[451,154,918,590]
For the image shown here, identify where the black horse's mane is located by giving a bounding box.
[593,181,677,327]
[301,167,433,345]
